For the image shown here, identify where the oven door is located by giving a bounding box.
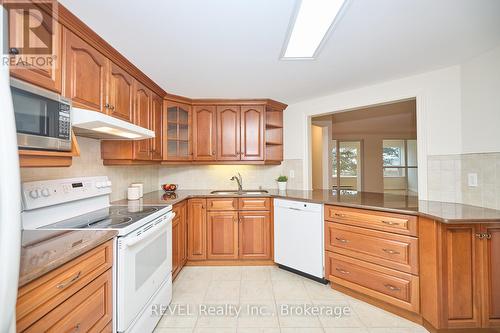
[117,212,173,332]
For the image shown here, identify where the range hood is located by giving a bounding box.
[71,107,155,140]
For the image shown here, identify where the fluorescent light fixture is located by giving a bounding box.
[283,0,347,59]
[92,126,142,139]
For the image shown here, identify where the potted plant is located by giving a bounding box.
[276,175,288,191]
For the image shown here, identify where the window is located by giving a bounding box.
[383,139,418,195]
[332,140,362,190]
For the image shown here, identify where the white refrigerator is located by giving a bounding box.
[0,5,22,333]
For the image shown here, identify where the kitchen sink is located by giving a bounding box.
[210,190,269,195]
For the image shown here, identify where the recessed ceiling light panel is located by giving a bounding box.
[282,0,347,59]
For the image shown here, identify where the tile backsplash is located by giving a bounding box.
[427,153,500,209]
[20,137,160,202]
[158,159,304,191]
[20,137,305,201]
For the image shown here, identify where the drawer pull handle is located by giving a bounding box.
[56,271,81,289]
[382,248,400,255]
[475,233,485,239]
[336,268,350,274]
[335,237,349,243]
[334,213,347,218]
[381,220,400,226]
[384,284,401,291]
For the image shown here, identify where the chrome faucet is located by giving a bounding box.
[230,172,243,192]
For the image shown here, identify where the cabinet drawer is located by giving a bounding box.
[17,240,113,331]
[207,198,238,211]
[24,269,112,333]
[238,197,271,211]
[326,252,419,313]
[325,223,418,274]
[324,205,417,236]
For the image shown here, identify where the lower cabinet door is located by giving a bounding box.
[482,223,500,328]
[172,215,181,278]
[25,270,112,332]
[238,211,271,260]
[441,224,482,329]
[207,211,239,259]
[187,199,207,260]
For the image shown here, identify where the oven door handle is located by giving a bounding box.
[124,212,175,248]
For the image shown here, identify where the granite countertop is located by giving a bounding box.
[113,189,500,223]
[19,229,117,287]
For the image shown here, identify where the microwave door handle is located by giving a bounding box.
[124,212,175,248]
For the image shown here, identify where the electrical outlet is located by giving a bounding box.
[468,173,478,187]
[289,170,295,179]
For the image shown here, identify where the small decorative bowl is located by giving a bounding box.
[161,183,178,192]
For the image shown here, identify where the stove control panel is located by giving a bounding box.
[22,176,112,211]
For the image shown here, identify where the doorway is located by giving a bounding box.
[311,99,417,195]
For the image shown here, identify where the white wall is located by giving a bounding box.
[461,46,500,153]
[284,66,462,198]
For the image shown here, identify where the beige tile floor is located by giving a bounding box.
[154,266,430,333]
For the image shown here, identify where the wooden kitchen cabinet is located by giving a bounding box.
[217,106,241,161]
[8,5,62,93]
[63,28,107,112]
[207,211,239,260]
[164,101,192,161]
[420,219,500,330]
[193,106,217,161]
[480,223,500,327]
[151,93,163,160]
[107,61,134,122]
[133,81,152,160]
[172,201,188,280]
[16,240,113,332]
[187,199,207,260]
[240,106,264,161]
[238,211,271,260]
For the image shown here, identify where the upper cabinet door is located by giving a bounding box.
[217,106,241,161]
[164,102,192,161]
[151,93,163,161]
[8,6,62,93]
[64,29,107,112]
[133,81,151,160]
[193,106,217,161]
[241,106,264,161]
[107,62,134,122]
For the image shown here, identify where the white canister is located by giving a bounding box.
[127,186,141,200]
[277,181,287,191]
[130,183,144,198]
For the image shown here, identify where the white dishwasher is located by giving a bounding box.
[274,198,326,283]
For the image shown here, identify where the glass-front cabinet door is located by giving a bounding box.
[164,101,192,160]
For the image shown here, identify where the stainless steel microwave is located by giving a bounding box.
[11,78,72,151]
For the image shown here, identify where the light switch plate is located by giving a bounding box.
[468,173,478,187]
[289,170,295,179]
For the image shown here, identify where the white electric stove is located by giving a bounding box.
[21,176,174,333]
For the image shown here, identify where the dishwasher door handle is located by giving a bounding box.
[286,207,302,211]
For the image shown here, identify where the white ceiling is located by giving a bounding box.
[59,0,500,104]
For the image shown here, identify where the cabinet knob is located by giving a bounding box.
[476,233,485,239]
[485,233,492,240]
[105,103,110,108]
[8,47,19,55]
[382,248,400,255]
[110,105,115,110]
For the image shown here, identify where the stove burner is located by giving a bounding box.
[116,207,159,216]
[89,216,133,228]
